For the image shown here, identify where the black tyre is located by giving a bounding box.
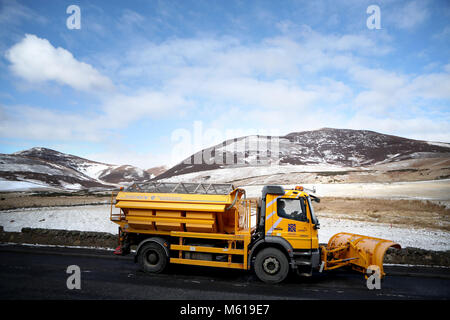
[137,242,168,274]
[254,247,289,284]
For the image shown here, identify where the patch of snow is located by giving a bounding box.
[134,167,145,178]
[0,179,53,191]
[78,163,115,180]
[409,152,444,159]
[427,141,450,148]
[387,153,400,159]
[0,163,62,175]
[384,263,450,268]
[241,179,450,201]
[161,164,355,184]
[0,205,118,234]
[317,216,450,251]
[59,181,83,190]
[0,242,115,251]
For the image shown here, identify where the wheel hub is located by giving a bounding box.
[263,257,280,274]
[146,251,159,265]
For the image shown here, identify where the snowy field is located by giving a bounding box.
[0,205,120,235]
[241,180,450,202]
[163,164,356,183]
[317,216,449,251]
[0,179,56,191]
[0,204,448,251]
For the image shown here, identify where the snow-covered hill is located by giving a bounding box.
[0,147,166,191]
[156,128,450,182]
[1,128,449,191]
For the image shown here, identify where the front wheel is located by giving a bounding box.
[254,248,289,284]
[137,242,168,274]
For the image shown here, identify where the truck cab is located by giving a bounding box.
[249,185,322,282]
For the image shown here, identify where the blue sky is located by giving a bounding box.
[0,0,449,168]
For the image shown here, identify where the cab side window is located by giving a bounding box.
[277,198,307,222]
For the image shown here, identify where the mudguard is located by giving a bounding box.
[248,236,295,269]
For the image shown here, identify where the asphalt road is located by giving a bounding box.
[0,244,449,300]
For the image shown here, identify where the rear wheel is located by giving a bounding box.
[137,242,168,273]
[254,247,289,284]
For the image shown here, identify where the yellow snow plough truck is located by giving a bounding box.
[110,182,400,284]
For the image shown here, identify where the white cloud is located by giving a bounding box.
[120,9,145,26]
[196,77,318,110]
[0,87,192,147]
[0,104,103,142]
[445,64,450,73]
[388,0,430,30]
[347,114,450,142]
[100,90,192,125]
[0,0,46,26]
[349,67,408,111]
[5,34,114,92]
[0,88,192,143]
[113,31,386,117]
[433,26,450,40]
[408,73,450,100]
[118,29,390,84]
[348,66,450,113]
[86,149,169,169]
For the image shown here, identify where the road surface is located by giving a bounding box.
[0,244,448,300]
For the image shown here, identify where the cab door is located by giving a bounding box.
[271,197,312,250]
[264,194,279,235]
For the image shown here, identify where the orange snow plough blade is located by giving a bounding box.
[320,232,401,278]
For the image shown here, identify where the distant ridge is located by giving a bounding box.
[0,147,166,190]
[155,128,450,180]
